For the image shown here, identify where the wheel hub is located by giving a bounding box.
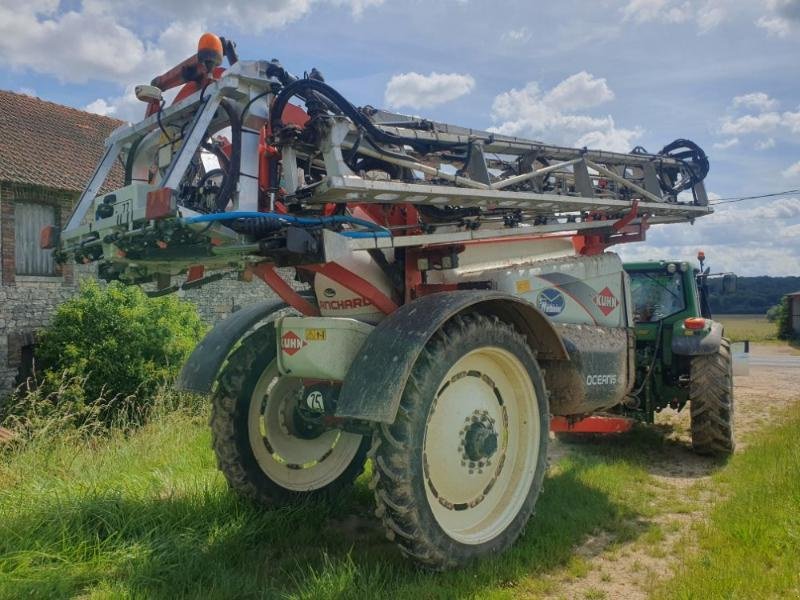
[458,409,499,472]
[463,421,498,462]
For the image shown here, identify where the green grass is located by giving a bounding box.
[715,314,779,342]
[654,404,800,600]
[0,409,671,600]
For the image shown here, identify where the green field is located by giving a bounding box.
[716,314,779,342]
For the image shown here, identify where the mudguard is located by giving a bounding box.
[671,320,723,356]
[335,290,568,424]
[176,299,291,394]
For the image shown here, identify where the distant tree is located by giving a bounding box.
[708,276,800,315]
[766,303,784,323]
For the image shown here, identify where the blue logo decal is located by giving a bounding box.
[536,288,565,316]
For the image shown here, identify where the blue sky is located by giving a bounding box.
[1,0,798,275]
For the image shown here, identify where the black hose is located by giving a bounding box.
[123,136,143,185]
[225,216,284,237]
[269,78,462,154]
[657,139,709,195]
[214,99,242,211]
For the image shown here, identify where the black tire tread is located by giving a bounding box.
[689,337,735,456]
[372,313,549,570]
[210,324,369,506]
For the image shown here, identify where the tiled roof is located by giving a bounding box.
[0,90,124,193]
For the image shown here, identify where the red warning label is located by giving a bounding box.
[281,331,307,356]
[593,287,619,316]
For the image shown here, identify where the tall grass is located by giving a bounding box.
[0,392,675,599]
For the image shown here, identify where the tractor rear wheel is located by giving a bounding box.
[372,313,549,570]
[211,323,369,506]
[689,338,735,456]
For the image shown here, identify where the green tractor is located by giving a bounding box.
[620,253,738,455]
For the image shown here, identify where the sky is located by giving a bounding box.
[0,0,798,276]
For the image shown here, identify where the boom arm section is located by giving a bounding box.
[50,36,712,290]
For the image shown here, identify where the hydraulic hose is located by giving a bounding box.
[181,211,392,238]
[214,99,242,211]
[657,139,709,195]
[269,78,461,154]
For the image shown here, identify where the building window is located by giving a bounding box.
[14,202,56,276]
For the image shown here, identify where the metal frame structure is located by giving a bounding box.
[54,55,713,300]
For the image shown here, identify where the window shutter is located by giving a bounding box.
[14,203,56,276]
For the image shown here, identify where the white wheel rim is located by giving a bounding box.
[247,361,363,492]
[423,347,540,545]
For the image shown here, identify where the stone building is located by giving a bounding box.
[0,91,277,397]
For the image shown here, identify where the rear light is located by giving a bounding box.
[40,225,58,249]
[684,317,706,330]
[145,188,176,220]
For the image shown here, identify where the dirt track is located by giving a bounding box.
[545,343,799,600]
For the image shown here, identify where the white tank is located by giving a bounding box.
[314,251,396,325]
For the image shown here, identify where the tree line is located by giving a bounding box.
[708,276,800,315]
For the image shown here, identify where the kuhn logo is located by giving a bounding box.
[281,331,307,356]
[593,287,619,316]
[536,288,565,316]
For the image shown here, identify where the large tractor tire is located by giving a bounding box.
[211,323,370,506]
[372,313,549,570]
[689,338,735,456]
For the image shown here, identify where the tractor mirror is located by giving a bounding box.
[722,274,737,294]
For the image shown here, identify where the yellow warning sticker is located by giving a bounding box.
[515,279,532,294]
[305,328,327,341]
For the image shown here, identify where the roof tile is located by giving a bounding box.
[0,90,125,193]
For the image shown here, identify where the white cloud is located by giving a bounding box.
[90,0,383,34]
[782,161,800,178]
[780,223,800,238]
[732,92,779,112]
[0,1,385,84]
[0,3,203,84]
[84,84,185,124]
[755,138,776,150]
[17,87,37,97]
[720,112,782,135]
[720,109,800,136]
[542,71,614,111]
[489,73,641,152]
[756,15,792,36]
[622,0,691,24]
[713,137,739,150]
[84,98,115,116]
[500,27,531,44]
[384,72,475,109]
[621,0,730,32]
[756,0,800,36]
[617,196,800,276]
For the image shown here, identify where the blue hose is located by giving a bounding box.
[181,211,390,237]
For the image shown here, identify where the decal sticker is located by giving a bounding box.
[281,331,307,355]
[318,297,373,311]
[305,328,326,341]
[536,288,566,316]
[515,279,532,294]
[586,374,618,386]
[593,287,619,316]
[306,390,325,411]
